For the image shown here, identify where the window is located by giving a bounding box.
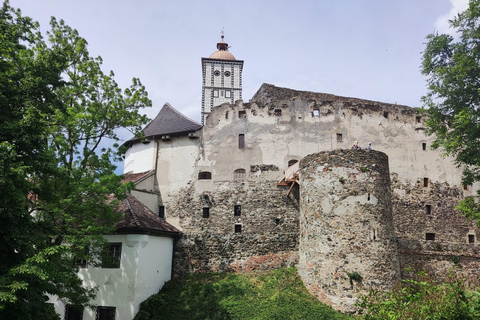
[367,193,371,201]
[313,109,320,116]
[224,71,231,77]
[463,185,469,191]
[214,70,220,76]
[96,306,116,320]
[234,205,241,216]
[202,207,210,218]
[288,160,298,167]
[73,246,88,268]
[426,233,435,241]
[102,243,122,268]
[336,133,343,142]
[238,134,245,148]
[469,234,475,244]
[198,171,212,180]
[238,110,246,118]
[65,305,83,320]
[274,109,282,116]
[425,205,432,215]
[383,111,389,119]
[423,178,429,187]
[234,169,246,179]
[416,116,422,123]
[422,143,426,150]
[159,206,165,218]
[225,91,231,98]
[275,218,281,225]
[213,90,219,98]
[234,224,242,233]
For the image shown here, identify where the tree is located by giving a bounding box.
[421,0,480,223]
[0,3,151,319]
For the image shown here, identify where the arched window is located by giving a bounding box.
[198,171,212,180]
[288,160,299,167]
[234,169,246,179]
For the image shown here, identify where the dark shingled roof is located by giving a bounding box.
[128,103,202,143]
[115,194,180,237]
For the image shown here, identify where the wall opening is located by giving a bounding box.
[288,159,299,167]
[313,109,320,116]
[198,171,212,180]
[425,205,432,215]
[426,233,436,241]
[469,234,475,244]
[383,111,389,119]
[102,243,122,268]
[275,218,281,225]
[416,116,422,123]
[234,169,246,179]
[423,177,429,187]
[234,224,242,233]
[96,306,116,320]
[238,134,245,148]
[238,110,246,118]
[463,184,469,191]
[336,133,343,142]
[159,206,165,218]
[202,207,210,218]
[422,142,427,150]
[367,193,371,201]
[274,109,282,116]
[234,205,241,216]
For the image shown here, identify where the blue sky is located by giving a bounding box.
[9,0,469,170]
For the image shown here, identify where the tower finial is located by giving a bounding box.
[221,27,224,41]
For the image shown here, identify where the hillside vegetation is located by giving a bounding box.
[134,267,352,320]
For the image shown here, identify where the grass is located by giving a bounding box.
[134,267,352,320]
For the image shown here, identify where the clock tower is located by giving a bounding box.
[201,34,243,124]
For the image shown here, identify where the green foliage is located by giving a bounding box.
[346,271,363,286]
[357,271,480,320]
[134,268,352,320]
[421,0,480,223]
[0,2,151,318]
[339,177,346,184]
[360,167,370,173]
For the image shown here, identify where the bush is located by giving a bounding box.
[356,271,480,320]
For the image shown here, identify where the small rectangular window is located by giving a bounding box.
[423,178,429,187]
[426,233,435,241]
[238,110,246,118]
[159,206,165,218]
[225,91,231,98]
[416,116,422,123]
[203,207,210,218]
[96,306,116,320]
[198,171,212,180]
[238,134,245,148]
[234,205,241,216]
[469,234,475,244]
[313,109,320,116]
[102,243,122,268]
[65,305,83,320]
[425,205,431,215]
[234,224,242,233]
[274,109,282,116]
[336,133,343,142]
[422,143,426,150]
[213,90,219,98]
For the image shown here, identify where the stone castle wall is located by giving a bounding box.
[297,150,400,312]
[168,180,300,276]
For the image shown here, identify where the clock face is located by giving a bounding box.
[224,71,231,77]
[214,70,220,76]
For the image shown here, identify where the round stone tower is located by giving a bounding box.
[297,149,400,312]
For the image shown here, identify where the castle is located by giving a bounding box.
[51,36,480,319]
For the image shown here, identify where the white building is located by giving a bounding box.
[50,194,179,320]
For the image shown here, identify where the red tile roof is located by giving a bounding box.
[122,170,155,184]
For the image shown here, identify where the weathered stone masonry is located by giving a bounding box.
[298,150,400,312]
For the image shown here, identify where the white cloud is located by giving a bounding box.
[434,0,470,34]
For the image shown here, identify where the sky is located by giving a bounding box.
[9,0,470,170]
